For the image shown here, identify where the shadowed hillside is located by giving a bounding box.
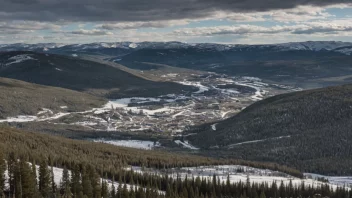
[0,51,195,98]
[188,84,352,175]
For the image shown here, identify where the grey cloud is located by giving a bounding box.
[70,29,113,36]
[100,20,190,30]
[0,21,60,34]
[173,23,352,36]
[0,0,349,22]
[293,24,352,34]
[173,25,295,36]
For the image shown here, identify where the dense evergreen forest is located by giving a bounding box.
[0,126,351,197]
[0,152,350,198]
[188,84,352,175]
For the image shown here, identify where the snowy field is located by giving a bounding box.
[94,139,161,150]
[3,162,350,194]
[305,173,352,187]
[126,165,352,191]
[3,163,164,194]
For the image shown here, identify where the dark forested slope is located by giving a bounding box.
[0,126,302,177]
[188,84,352,175]
[0,51,194,98]
[1,127,348,198]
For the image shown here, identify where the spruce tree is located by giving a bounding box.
[81,165,93,198]
[117,183,122,198]
[14,161,22,198]
[20,160,37,198]
[122,184,129,198]
[101,180,109,198]
[89,168,101,198]
[7,152,16,197]
[50,164,57,195]
[0,151,5,196]
[61,166,72,198]
[71,164,82,197]
[111,176,116,198]
[260,190,266,198]
[39,160,51,198]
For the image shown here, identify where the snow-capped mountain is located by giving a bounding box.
[1,41,351,55]
[275,41,352,52]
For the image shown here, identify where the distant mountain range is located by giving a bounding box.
[1,41,352,55]
[2,41,352,89]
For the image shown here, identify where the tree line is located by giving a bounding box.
[0,151,351,198]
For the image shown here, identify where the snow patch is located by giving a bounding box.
[129,43,138,48]
[227,136,291,148]
[6,54,36,66]
[94,139,160,150]
[211,123,218,131]
[174,140,199,150]
[177,81,209,94]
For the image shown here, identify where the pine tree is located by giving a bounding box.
[260,190,266,198]
[117,183,122,198]
[111,175,116,198]
[89,168,101,198]
[81,165,93,198]
[122,184,129,198]
[50,163,57,195]
[61,166,72,198]
[7,152,16,197]
[20,160,37,198]
[101,180,109,198]
[0,151,5,196]
[14,161,22,198]
[71,164,82,197]
[31,161,37,185]
[39,160,52,198]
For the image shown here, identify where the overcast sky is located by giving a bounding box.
[0,0,351,44]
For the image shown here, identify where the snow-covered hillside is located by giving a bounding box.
[1,41,351,55]
[3,162,165,194]
[276,41,352,53]
[127,165,352,191]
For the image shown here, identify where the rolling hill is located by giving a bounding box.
[187,84,352,175]
[117,47,352,88]
[0,51,194,98]
[0,77,106,119]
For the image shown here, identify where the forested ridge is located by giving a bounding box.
[0,78,106,119]
[0,126,302,177]
[2,127,349,197]
[0,153,350,198]
[0,51,194,98]
[188,84,352,175]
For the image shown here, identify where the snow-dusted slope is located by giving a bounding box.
[276,41,352,52]
[127,165,352,190]
[3,163,164,194]
[1,41,351,55]
[4,54,37,66]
